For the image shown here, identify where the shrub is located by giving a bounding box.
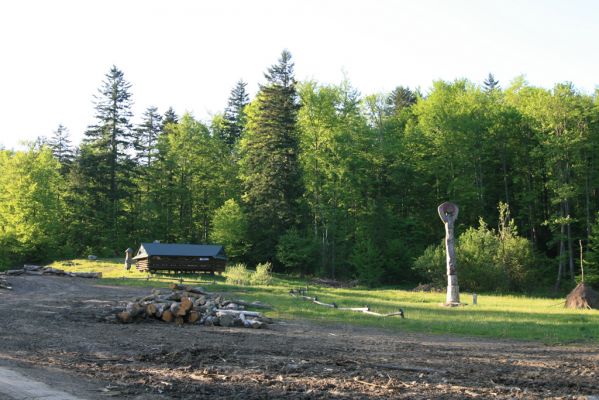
[224,263,251,285]
[225,262,273,286]
[250,262,273,285]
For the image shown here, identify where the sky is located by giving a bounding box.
[0,0,598,149]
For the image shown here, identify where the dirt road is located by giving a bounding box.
[0,275,597,399]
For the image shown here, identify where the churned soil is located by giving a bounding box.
[0,275,598,399]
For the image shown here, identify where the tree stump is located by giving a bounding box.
[438,202,460,306]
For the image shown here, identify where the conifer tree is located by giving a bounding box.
[47,124,74,172]
[221,80,250,147]
[79,65,134,249]
[134,106,162,167]
[162,107,179,128]
[483,73,500,92]
[387,86,417,113]
[240,50,303,263]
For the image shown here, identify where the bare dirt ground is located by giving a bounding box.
[0,276,598,399]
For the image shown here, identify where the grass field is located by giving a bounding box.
[49,258,599,344]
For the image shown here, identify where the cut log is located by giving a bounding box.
[154,303,170,318]
[187,310,200,324]
[125,302,145,319]
[161,309,174,322]
[116,311,132,323]
[145,303,157,317]
[174,316,185,326]
[170,302,182,316]
[23,265,43,271]
[6,270,24,276]
[179,297,193,315]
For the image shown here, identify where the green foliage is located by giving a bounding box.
[276,229,316,276]
[224,262,273,286]
[210,199,249,260]
[250,262,273,285]
[584,212,599,287]
[0,147,66,266]
[412,244,446,288]
[350,235,385,287]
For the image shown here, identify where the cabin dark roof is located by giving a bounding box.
[133,243,227,260]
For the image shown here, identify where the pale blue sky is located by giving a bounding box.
[0,0,598,149]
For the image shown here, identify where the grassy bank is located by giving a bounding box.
[49,258,599,344]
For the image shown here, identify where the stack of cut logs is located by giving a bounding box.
[4,264,102,278]
[114,283,272,328]
[0,274,11,290]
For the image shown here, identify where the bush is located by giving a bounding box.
[225,262,273,286]
[250,262,273,285]
[224,263,251,285]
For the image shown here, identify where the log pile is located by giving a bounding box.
[0,274,11,290]
[112,283,273,328]
[290,288,405,318]
[5,264,102,278]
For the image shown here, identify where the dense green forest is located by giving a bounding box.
[2,51,599,291]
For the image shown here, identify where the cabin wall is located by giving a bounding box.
[136,256,226,273]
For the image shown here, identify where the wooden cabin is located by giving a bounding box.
[133,243,227,274]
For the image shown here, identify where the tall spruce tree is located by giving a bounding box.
[221,80,250,147]
[134,106,162,167]
[387,86,417,114]
[240,50,303,264]
[162,107,179,129]
[483,73,500,92]
[47,124,74,172]
[80,65,134,249]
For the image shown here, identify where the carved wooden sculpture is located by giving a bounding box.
[438,202,460,305]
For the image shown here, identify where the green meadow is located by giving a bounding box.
[49,258,599,344]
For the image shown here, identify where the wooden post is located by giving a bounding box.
[438,202,460,305]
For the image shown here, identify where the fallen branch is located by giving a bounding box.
[290,290,404,318]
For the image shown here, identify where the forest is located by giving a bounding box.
[2,50,599,292]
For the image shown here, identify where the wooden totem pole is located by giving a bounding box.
[438,202,460,305]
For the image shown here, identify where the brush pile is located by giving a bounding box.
[113,284,273,328]
[0,274,11,290]
[565,283,599,310]
[5,264,102,278]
